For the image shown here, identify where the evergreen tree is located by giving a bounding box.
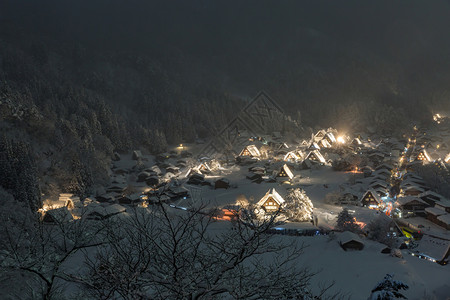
[369,274,409,300]
[336,208,360,233]
[283,188,314,222]
[0,136,42,210]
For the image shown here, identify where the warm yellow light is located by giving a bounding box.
[337,136,346,144]
[179,144,183,147]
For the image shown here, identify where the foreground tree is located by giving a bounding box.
[0,201,105,300]
[74,203,336,299]
[368,274,409,300]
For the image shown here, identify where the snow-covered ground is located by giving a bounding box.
[288,234,450,299]
[84,144,450,299]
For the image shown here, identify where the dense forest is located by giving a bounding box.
[1,0,450,207]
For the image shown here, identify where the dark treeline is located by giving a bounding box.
[1,0,450,206]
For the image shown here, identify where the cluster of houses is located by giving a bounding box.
[236,129,335,166]
[40,121,450,249]
[40,193,127,223]
[335,124,450,232]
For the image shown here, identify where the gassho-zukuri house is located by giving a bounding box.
[305,150,326,164]
[360,189,382,209]
[276,164,294,180]
[239,145,261,158]
[256,188,285,213]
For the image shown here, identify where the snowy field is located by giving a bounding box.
[286,234,449,299]
[168,163,450,299]
[87,148,450,299]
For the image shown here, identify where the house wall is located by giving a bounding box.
[362,193,379,207]
[262,197,280,212]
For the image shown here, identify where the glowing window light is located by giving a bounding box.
[337,136,346,144]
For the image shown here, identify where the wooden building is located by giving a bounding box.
[214,178,230,189]
[339,231,364,251]
[413,235,450,265]
[239,145,261,158]
[256,188,285,213]
[43,207,73,223]
[403,185,425,196]
[396,196,429,216]
[276,164,294,180]
[284,151,300,162]
[416,149,432,162]
[435,200,450,213]
[319,139,331,148]
[118,193,142,205]
[360,189,382,208]
[305,150,326,164]
[86,204,126,220]
[351,138,362,145]
[425,207,447,224]
[418,191,446,206]
[314,130,327,142]
[324,132,337,144]
[197,162,212,174]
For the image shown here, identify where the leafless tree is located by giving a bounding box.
[73,203,337,299]
[0,203,105,300]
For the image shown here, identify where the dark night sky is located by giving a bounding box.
[2,0,450,116]
[3,0,450,57]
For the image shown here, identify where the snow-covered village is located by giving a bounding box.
[2,1,450,300]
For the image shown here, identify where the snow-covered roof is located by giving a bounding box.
[372,169,391,177]
[85,204,126,219]
[239,145,261,157]
[284,151,300,161]
[325,132,336,143]
[277,164,294,179]
[402,185,426,193]
[341,186,362,197]
[309,142,321,150]
[425,207,447,216]
[418,191,446,201]
[375,163,394,171]
[437,214,450,225]
[416,149,432,161]
[339,231,364,245]
[369,152,385,158]
[352,138,362,145]
[372,186,388,195]
[360,189,382,204]
[396,196,428,206]
[43,207,73,223]
[435,199,450,209]
[445,153,450,163]
[415,235,450,262]
[319,139,331,148]
[314,129,326,139]
[305,150,326,163]
[369,180,388,188]
[197,162,211,173]
[403,172,423,179]
[277,142,289,149]
[401,177,425,186]
[256,188,285,207]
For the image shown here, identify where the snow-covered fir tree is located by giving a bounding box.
[283,188,314,222]
[368,274,409,300]
[336,208,360,233]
